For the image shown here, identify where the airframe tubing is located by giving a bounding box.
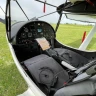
[79,23,96,50]
[61,61,77,71]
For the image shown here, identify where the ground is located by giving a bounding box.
[0,23,95,96]
[0,23,27,96]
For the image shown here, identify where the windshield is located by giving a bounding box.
[10,0,96,51]
[0,8,5,19]
[11,0,66,26]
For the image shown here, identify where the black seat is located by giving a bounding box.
[54,78,96,96]
[23,54,69,90]
[54,48,89,68]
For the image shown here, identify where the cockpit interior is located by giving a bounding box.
[10,20,96,95]
[4,0,96,95]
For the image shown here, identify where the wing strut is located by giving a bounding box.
[37,11,57,19]
[0,6,5,14]
[79,24,96,50]
[0,6,5,24]
[55,13,62,33]
[16,0,29,20]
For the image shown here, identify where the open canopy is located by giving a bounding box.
[10,0,65,24]
[6,0,96,42]
[57,0,96,22]
[10,0,96,25]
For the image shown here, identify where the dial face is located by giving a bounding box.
[30,25,36,32]
[21,33,27,38]
[24,27,29,32]
[28,33,32,37]
[37,29,42,33]
[17,21,55,45]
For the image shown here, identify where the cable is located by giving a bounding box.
[0,6,5,14]
[37,11,57,19]
[16,0,29,20]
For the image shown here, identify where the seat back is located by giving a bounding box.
[24,54,69,89]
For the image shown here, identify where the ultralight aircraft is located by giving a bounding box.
[1,0,96,96]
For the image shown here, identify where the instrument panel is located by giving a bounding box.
[16,21,55,44]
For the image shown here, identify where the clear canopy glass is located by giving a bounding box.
[11,0,66,25]
[10,0,96,50]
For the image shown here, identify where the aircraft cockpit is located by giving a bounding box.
[4,0,96,96]
[12,21,55,45]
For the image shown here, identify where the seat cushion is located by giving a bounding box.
[24,54,69,88]
[54,48,88,68]
[54,79,96,96]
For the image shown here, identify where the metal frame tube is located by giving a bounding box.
[79,23,96,50]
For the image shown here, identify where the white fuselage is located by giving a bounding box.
[7,37,46,96]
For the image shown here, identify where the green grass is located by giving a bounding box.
[0,23,27,96]
[55,24,96,50]
[0,23,95,96]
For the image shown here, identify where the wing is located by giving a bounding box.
[69,0,85,3]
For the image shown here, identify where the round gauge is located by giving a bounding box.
[28,33,32,37]
[21,33,27,38]
[24,27,29,32]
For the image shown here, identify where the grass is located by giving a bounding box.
[55,24,96,50]
[0,23,95,96]
[0,23,27,96]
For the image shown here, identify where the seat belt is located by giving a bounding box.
[62,60,96,87]
[36,37,77,71]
